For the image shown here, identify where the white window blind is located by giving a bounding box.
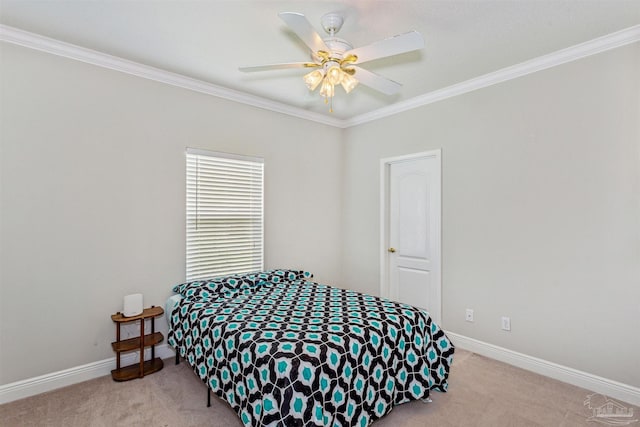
[186,149,264,281]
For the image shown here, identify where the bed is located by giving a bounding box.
[167,269,454,427]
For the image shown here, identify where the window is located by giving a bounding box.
[186,148,264,281]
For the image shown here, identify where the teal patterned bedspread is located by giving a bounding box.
[168,271,454,426]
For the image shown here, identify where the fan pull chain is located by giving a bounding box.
[324,94,333,113]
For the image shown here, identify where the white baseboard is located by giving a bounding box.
[446,331,640,406]
[3,336,639,407]
[0,344,175,405]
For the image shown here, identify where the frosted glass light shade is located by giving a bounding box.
[326,66,343,85]
[340,73,359,93]
[319,79,335,98]
[303,70,323,91]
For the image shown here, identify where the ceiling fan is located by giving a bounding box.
[239,12,425,112]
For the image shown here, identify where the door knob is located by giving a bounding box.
[388,247,396,253]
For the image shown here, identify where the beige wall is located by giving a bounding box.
[341,43,640,387]
[0,43,343,384]
[2,39,639,390]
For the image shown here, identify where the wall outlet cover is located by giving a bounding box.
[501,316,511,331]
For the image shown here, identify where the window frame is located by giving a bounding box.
[185,148,264,281]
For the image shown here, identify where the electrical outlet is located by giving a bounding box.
[465,309,474,322]
[501,316,511,331]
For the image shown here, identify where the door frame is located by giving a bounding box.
[379,149,442,324]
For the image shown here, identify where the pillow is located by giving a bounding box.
[172,269,313,298]
[172,275,256,299]
[253,269,313,283]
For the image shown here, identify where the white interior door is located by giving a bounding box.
[381,151,441,323]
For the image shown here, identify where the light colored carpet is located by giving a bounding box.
[1,349,637,426]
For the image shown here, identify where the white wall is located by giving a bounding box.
[0,43,343,384]
[341,43,640,387]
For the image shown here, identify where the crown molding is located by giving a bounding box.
[345,24,640,127]
[0,24,344,128]
[2,24,639,129]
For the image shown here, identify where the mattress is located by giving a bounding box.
[165,294,182,325]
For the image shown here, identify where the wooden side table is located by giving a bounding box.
[111,306,164,381]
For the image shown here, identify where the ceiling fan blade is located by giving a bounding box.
[345,31,424,64]
[352,66,402,95]
[279,12,329,54]
[239,62,319,72]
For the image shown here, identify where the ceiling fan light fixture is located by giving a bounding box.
[326,65,343,85]
[319,78,335,99]
[240,12,424,112]
[340,72,359,94]
[304,69,324,90]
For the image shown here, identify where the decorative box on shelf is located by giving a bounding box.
[110,305,164,381]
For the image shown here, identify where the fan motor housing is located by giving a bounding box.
[317,12,353,60]
[324,37,353,56]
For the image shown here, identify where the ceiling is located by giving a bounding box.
[1,1,639,121]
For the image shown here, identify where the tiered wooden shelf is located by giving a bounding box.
[111,306,164,381]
